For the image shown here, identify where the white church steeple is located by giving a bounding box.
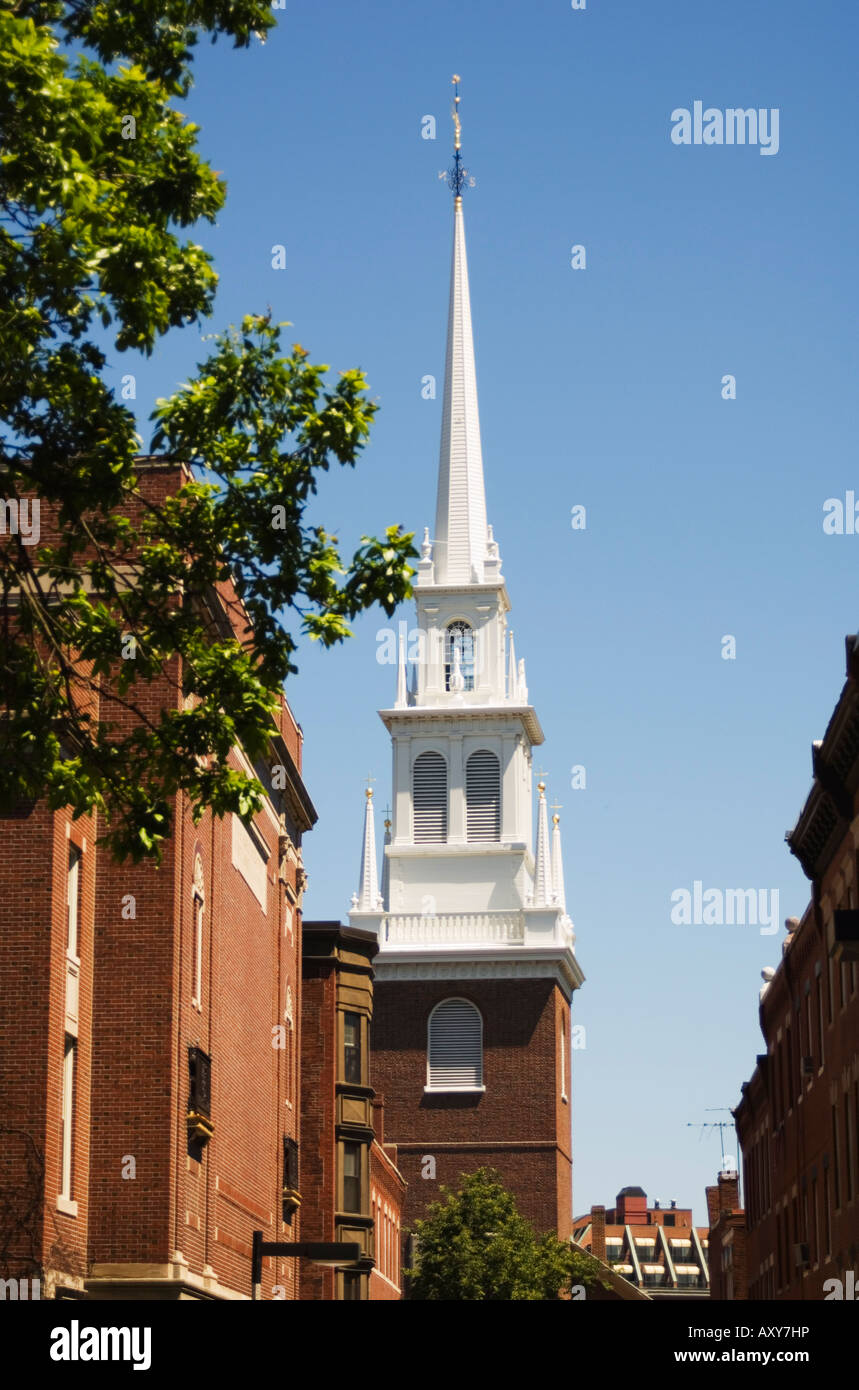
[348,80,582,1001]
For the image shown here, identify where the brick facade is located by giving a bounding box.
[735,633,859,1300]
[706,1172,747,1300]
[0,463,316,1299]
[299,921,405,1301]
[372,975,572,1241]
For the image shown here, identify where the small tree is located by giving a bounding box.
[0,2,416,861]
[406,1167,609,1301]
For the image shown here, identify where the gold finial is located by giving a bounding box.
[452,74,462,151]
[537,780,546,795]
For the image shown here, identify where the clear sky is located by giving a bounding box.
[122,0,859,1225]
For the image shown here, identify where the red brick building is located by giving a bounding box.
[706,1169,747,1300]
[0,462,316,1299]
[734,632,859,1300]
[299,918,405,1301]
[572,1187,710,1298]
[369,1099,405,1300]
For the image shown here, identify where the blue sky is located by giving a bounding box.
[122,1,859,1224]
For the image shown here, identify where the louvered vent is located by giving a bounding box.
[428,999,483,1088]
[466,750,501,841]
[413,751,447,843]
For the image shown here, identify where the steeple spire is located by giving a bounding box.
[434,77,488,586]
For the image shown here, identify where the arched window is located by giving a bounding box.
[466,749,501,841]
[444,621,475,692]
[427,998,483,1090]
[413,751,447,843]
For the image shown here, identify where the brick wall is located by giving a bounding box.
[372,976,572,1239]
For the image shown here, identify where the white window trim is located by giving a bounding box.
[423,1084,487,1094]
[192,894,204,1012]
[426,997,484,1092]
[66,845,81,964]
[59,1036,76,1211]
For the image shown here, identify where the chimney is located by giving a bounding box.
[591,1205,606,1262]
[372,1096,384,1147]
[615,1187,648,1225]
[717,1170,739,1213]
[705,1184,721,1230]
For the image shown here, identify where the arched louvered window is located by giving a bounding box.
[466,749,501,841]
[413,751,447,843]
[444,621,475,692]
[427,998,483,1090]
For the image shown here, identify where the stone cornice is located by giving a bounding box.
[378,703,543,745]
[374,948,584,997]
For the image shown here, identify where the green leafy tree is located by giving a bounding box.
[0,1,416,860]
[406,1167,610,1301]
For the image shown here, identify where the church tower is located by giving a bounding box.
[349,80,584,1240]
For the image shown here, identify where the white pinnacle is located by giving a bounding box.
[356,788,381,911]
[533,782,552,907]
[551,812,566,912]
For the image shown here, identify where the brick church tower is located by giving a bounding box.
[348,82,584,1241]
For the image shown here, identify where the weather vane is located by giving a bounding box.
[439,74,476,198]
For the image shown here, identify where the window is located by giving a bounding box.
[466,750,501,841]
[192,897,203,1008]
[343,1141,362,1213]
[427,998,483,1090]
[805,991,814,1074]
[66,846,81,958]
[343,1012,362,1085]
[413,752,447,843]
[342,1272,362,1301]
[444,621,475,692]
[670,1240,693,1262]
[60,1035,76,1204]
[192,854,204,1009]
[845,1093,855,1203]
[823,1165,832,1260]
[560,1015,567,1102]
[816,974,825,1067]
[605,1239,623,1264]
[828,1100,833,1212]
